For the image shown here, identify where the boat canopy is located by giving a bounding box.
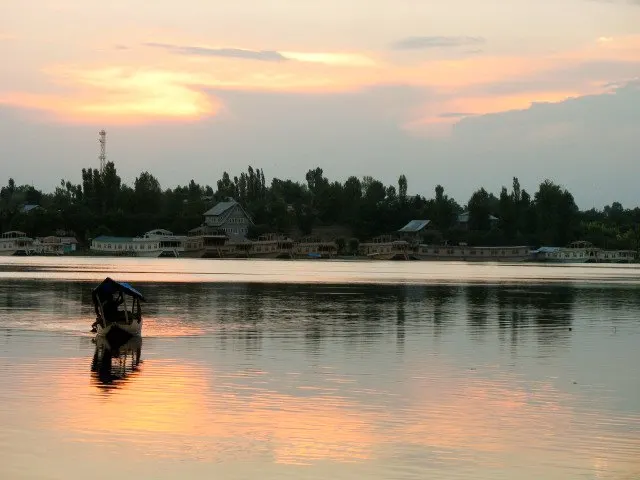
[92,277,146,303]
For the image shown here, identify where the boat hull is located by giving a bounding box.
[136,249,180,258]
[95,320,143,347]
[251,251,295,259]
[413,254,531,262]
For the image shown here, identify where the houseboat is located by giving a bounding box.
[0,231,34,256]
[532,241,636,263]
[414,244,531,262]
[596,249,636,263]
[531,241,600,263]
[251,234,295,259]
[32,236,78,255]
[294,236,338,259]
[90,229,185,258]
[359,236,412,260]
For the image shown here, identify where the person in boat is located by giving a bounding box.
[91,292,124,332]
[103,292,124,321]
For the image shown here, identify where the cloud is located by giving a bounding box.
[439,112,476,118]
[589,0,640,4]
[2,81,640,209]
[391,36,485,50]
[3,34,639,132]
[0,67,221,123]
[144,42,288,62]
[144,41,377,67]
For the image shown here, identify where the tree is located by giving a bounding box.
[133,171,162,214]
[534,179,579,245]
[467,188,492,231]
[398,175,408,203]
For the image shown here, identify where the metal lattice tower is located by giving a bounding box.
[98,130,106,173]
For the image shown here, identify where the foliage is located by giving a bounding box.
[1,166,639,253]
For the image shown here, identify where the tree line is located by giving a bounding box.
[1,163,639,252]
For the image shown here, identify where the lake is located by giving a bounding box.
[1,257,639,479]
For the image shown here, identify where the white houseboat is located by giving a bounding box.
[596,249,636,263]
[532,241,636,263]
[0,231,34,256]
[90,229,185,258]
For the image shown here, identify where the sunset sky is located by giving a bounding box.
[1,0,639,207]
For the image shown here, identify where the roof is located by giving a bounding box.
[204,200,238,217]
[533,246,561,253]
[92,277,146,302]
[398,219,431,233]
[21,204,42,213]
[458,212,499,223]
[93,235,134,243]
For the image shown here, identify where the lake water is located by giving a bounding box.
[1,257,639,480]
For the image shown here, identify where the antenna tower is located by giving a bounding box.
[98,130,107,173]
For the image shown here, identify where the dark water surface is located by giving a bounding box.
[0,258,639,479]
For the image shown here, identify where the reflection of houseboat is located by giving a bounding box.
[294,236,338,259]
[0,231,34,256]
[251,234,295,259]
[90,229,185,257]
[359,236,412,260]
[414,244,531,262]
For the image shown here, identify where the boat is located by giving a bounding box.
[91,277,146,344]
[413,244,531,262]
[293,236,338,259]
[250,233,295,259]
[359,235,413,260]
[531,241,599,263]
[0,231,34,256]
[90,229,185,258]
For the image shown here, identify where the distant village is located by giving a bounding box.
[2,197,636,263]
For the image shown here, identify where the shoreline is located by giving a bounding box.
[8,250,639,264]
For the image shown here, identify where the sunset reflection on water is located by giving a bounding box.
[0,260,639,479]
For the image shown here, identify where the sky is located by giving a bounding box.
[1,0,639,208]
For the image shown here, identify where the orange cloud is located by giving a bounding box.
[0,67,220,124]
[1,34,638,125]
[404,90,586,136]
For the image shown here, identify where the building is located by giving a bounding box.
[21,204,43,214]
[90,229,185,257]
[202,198,254,241]
[397,219,432,243]
[456,211,499,230]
